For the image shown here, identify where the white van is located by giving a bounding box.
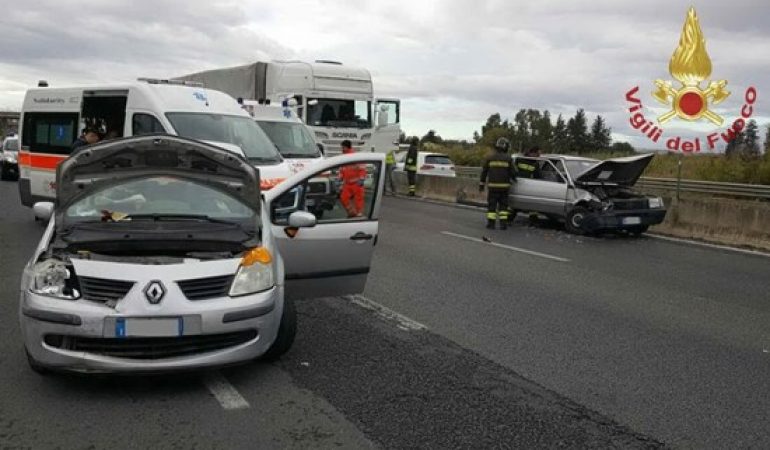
[249,102,324,173]
[17,79,291,207]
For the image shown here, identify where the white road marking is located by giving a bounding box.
[441,231,570,262]
[203,372,250,410]
[647,233,770,258]
[348,295,427,331]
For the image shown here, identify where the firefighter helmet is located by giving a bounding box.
[495,137,511,152]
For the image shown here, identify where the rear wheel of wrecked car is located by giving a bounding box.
[25,349,50,375]
[565,206,589,235]
[261,297,297,361]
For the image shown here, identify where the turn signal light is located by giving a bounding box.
[241,247,272,267]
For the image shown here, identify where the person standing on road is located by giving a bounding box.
[339,140,366,217]
[385,147,397,195]
[404,137,419,196]
[480,137,516,230]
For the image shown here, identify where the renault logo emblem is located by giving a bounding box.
[143,281,166,304]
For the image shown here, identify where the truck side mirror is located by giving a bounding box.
[316,143,325,155]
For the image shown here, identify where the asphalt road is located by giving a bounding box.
[1,178,768,449]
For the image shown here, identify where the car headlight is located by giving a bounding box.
[229,247,275,296]
[29,260,80,300]
[648,197,664,209]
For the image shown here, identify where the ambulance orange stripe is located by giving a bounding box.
[18,151,67,170]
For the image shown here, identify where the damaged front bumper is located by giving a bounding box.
[20,286,282,374]
[581,208,667,233]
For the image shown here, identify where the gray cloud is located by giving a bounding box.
[1,0,768,149]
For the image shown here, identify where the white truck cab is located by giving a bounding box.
[17,79,292,208]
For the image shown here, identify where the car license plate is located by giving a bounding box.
[622,216,642,225]
[115,317,182,338]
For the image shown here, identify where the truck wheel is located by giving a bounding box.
[565,206,589,235]
[261,297,297,361]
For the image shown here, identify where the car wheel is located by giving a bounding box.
[261,297,297,361]
[0,165,9,181]
[26,350,50,375]
[627,225,649,236]
[565,206,589,235]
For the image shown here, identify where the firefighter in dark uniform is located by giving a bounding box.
[512,146,541,224]
[404,137,419,196]
[479,137,516,230]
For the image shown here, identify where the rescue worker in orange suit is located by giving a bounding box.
[479,137,516,230]
[404,137,419,196]
[339,140,366,217]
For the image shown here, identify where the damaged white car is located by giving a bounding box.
[20,135,385,374]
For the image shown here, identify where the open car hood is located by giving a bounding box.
[56,135,261,209]
[573,153,654,186]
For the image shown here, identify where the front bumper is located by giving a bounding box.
[582,208,667,232]
[20,286,283,373]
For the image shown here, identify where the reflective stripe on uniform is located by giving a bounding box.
[489,161,510,168]
[499,211,509,219]
[517,163,535,172]
[486,212,497,220]
[487,182,511,188]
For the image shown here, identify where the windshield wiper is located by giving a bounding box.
[248,156,281,163]
[126,214,240,225]
[281,152,319,158]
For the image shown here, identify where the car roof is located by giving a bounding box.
[249,105,303,123]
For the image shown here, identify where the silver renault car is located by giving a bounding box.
[20,135,385,374]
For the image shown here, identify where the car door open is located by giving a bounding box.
[264,153,385,300]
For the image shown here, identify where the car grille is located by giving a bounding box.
[612,198,649,210]
[177,275,233,300]
[44,330,258,359]
[78,277,135,303]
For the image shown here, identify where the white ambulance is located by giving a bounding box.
[17,79,292,208]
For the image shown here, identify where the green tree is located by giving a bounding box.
[589,115,612,151]
[610,142,635,154]
[765,124,770,155]
[534,110,553,152]
[725,129,745,156]
[551,114,568,152]
[743,120,760,157]
[420,129,443,145]
[567,109,590,154]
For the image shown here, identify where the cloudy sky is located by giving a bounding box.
[1,0,768,150]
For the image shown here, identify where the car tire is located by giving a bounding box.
[26,350,50,375]
[0,165,10,181]
[565,206,589,235]
[261,297,297,361]
[627,225,649,236]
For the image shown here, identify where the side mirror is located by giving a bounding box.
[288,211,317,228]
[379,104,390,112]
[33,202,54,222]
[316,143,325,155]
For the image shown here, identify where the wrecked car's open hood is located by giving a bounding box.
[573,153,654,186]
[55,135,261,209]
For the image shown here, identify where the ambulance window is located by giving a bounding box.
[22,112,78,155]
[132,113,166,135]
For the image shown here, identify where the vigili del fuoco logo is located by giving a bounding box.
[624,7,758,153]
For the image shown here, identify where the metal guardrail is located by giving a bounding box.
[454,167,770,200]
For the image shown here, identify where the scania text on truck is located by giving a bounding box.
[175,60,401,156]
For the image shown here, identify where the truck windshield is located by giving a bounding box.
[307,98,371,129]
[166,113,282,163]
[256,121,320,158]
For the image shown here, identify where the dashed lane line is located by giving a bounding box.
[441,231,570,262]
[348,294,427,331]
[203,371,250,410]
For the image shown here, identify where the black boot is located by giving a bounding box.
[486,219,496,230]
[499,220,507,230]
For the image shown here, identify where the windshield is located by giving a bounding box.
[563,159,599,177]
[166,113,281,163]
[306,98,371,129]
[64,177,256,223]
[3,139,18,151]
[256,121,320,158]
